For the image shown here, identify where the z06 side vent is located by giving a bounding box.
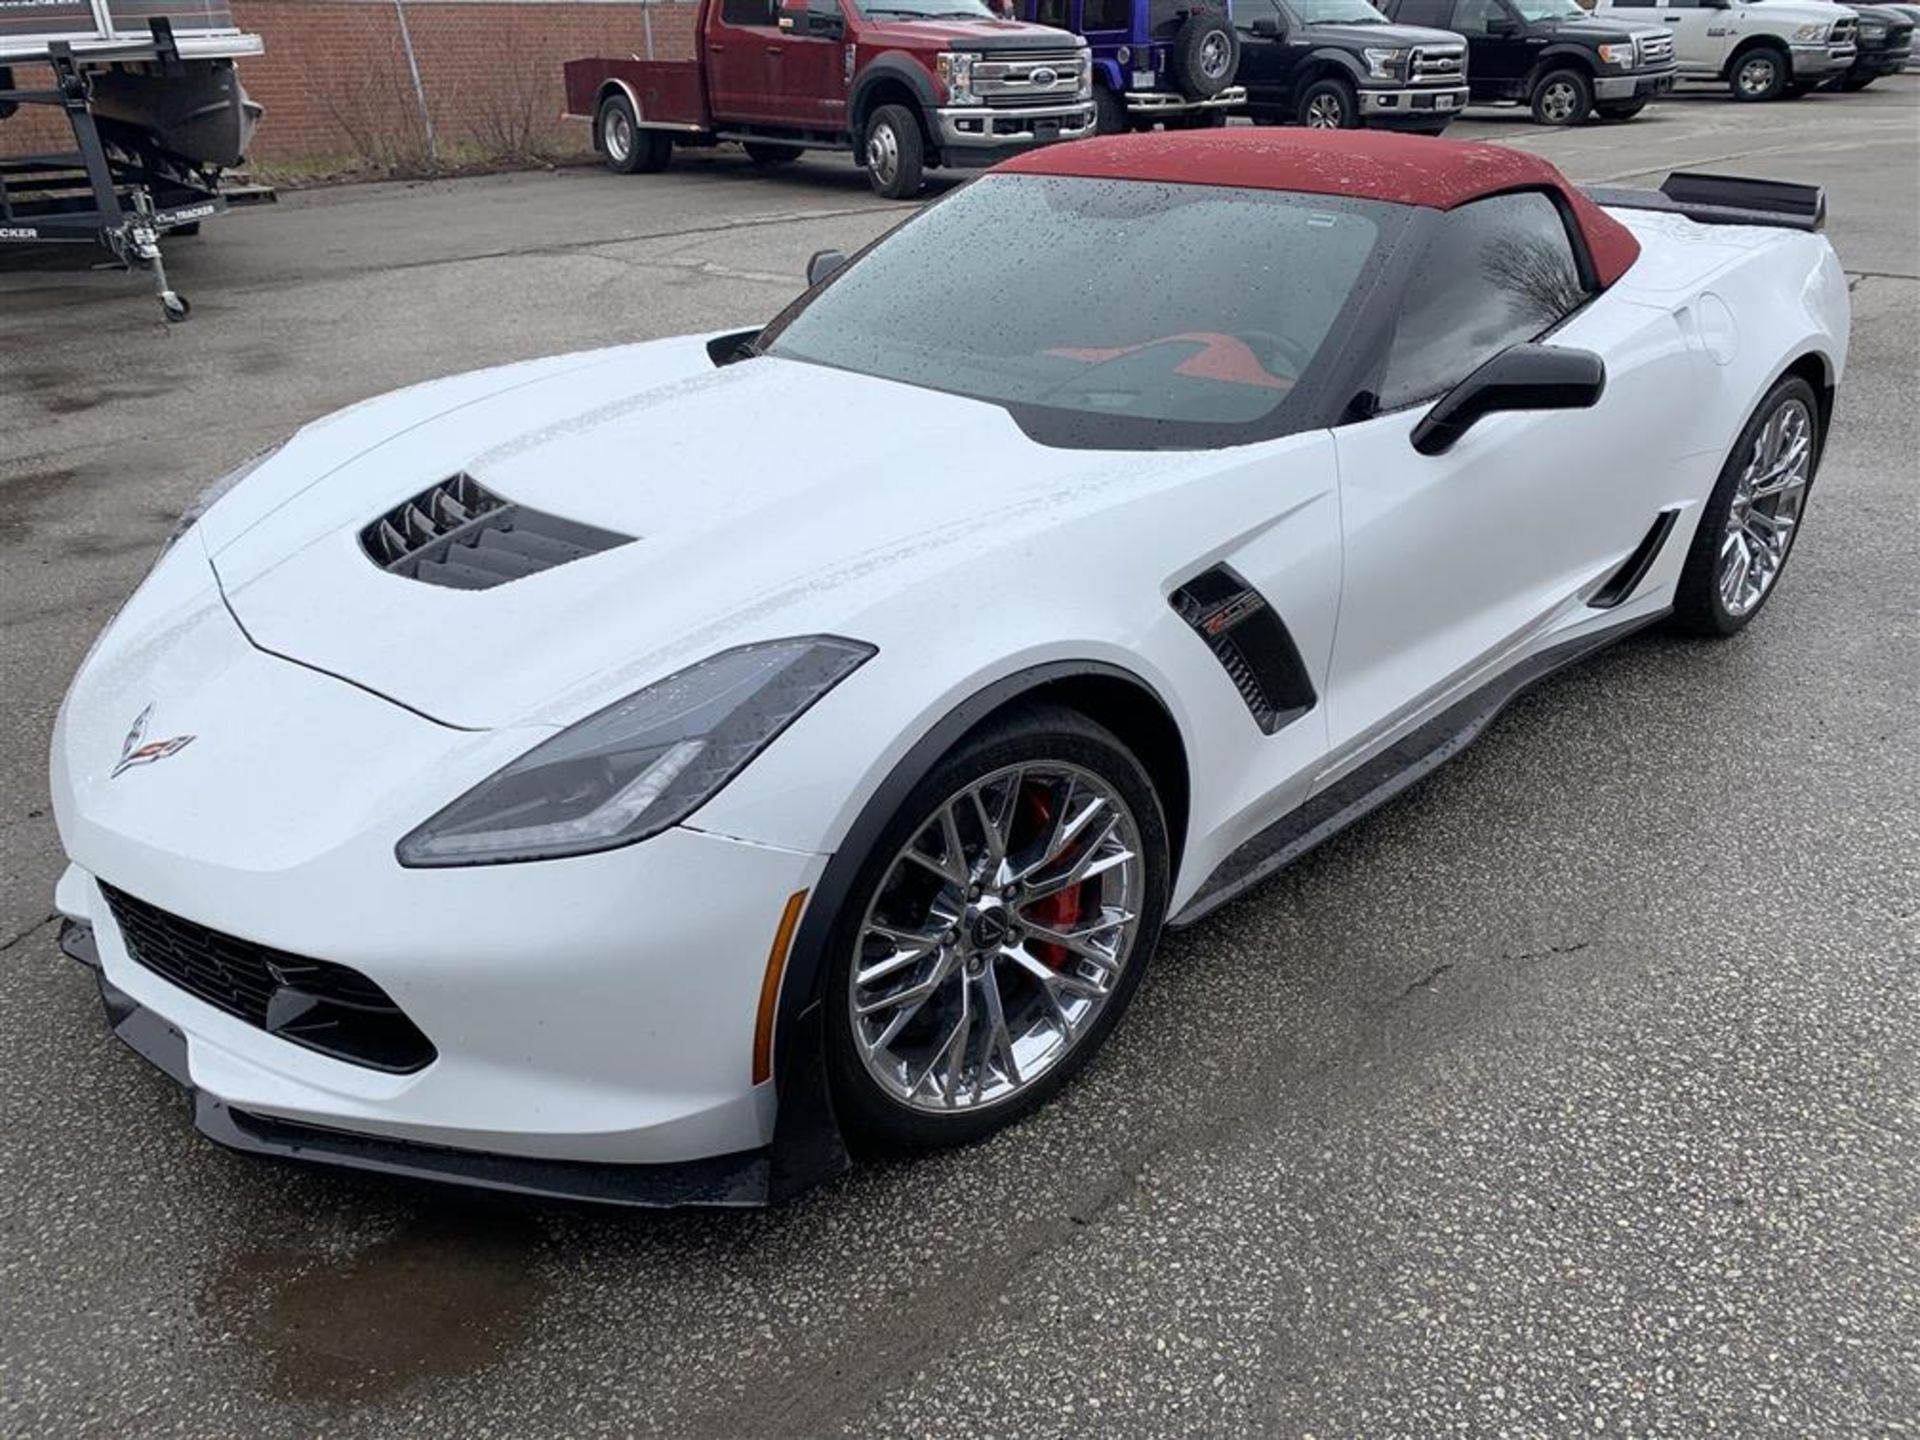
[1589,508,1681,609]
[361,473,634,591]
[1170,565,1317,734]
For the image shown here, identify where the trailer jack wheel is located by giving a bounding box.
[161,291,192,323]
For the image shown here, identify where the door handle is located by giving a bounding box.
[1663,15,1682,21]
[766,44,783,54]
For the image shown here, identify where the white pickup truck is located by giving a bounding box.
[1592,0,1857,99]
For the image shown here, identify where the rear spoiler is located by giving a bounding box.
[1584,172,1826,233]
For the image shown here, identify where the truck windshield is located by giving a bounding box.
[1510,0,1586,18]
[761,174,1398,450]
[1287,0,1394,24]
[856,0,998,16]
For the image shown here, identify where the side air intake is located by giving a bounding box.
[1589,508,1681,609]
[361,473,634,591]
[1170,565,1316,734]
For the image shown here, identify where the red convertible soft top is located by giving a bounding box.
[996,129,1641,287]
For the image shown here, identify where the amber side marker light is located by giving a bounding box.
[753,889,810,1085]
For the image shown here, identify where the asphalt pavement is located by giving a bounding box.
[2,81,1916,1438]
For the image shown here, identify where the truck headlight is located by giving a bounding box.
[397,637,874,866]
[1596,41,1636,66]
[1860,20,1886,37]
[937,51,983,105]
[1792,22,1827,40]
[1363,47,1410,81]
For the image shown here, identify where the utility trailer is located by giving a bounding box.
[0,1,269,320]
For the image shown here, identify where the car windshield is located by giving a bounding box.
[1288,0,1392,24]
[762,175,1395,449]
[856,0,997,16]
[1511,0,1586,18]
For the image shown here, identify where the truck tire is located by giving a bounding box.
[863,104,924,200]
[598,94,671,174]
[1093,84,1128,135]
[1529,68,1592,124]
[1169,13,1240,99]
[744,142,804,167]
[1297,76,1359,129]
[1832,72,1875,91]
[1595,98,1648,120]
[1729,45,1789,101]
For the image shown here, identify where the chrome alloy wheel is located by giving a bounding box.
[1305,93,1345,127]
[849,763,1144,1113]
[866,121,900,190]
[1719,396,1813,616]
[1200,31,1232,80]
[1737,55,1778,96]
[1539,78,1578,121]
[603,107,634,165]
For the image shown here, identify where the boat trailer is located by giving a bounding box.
[1,14,271,321]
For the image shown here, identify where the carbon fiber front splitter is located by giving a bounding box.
[60,919,842,1209]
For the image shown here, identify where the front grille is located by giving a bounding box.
[1636,31,1674,65]
[973,49,1089,107]
[1830,16,1857,41]
[361,472,634,591]
[102,884,437,1073]
[1408,45,1466,83]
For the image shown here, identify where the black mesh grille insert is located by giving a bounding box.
[1170,565,1317,735]
[100,885,436,1073]
[361,473,633,591]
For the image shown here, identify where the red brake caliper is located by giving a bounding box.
[1016,782,1086,971]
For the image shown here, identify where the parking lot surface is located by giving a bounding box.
[2,83,1916,1437]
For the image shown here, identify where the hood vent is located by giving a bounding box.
[360,473,634,591]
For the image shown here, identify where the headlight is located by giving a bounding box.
[1363,47,1410,81]
[1792,22,1827,39]
[1860,20,1887,35]
[1597,41,1637,65]
[396,636,875,867]
[157,440,284,560]
[937,51,982,105]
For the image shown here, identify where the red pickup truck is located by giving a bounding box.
[563,0,1094,198]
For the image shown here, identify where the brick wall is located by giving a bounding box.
[2,0,701,170]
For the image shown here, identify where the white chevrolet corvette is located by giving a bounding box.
[52,131,1847,1206]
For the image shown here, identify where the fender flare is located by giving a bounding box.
[1526,45,1601,88]
[593,77,643,129]
[763,658,1182,1200]
[1297,47,1368,87]
[849,54,942,136]
[1722,32,1792,78]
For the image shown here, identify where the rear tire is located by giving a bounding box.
[1530,67,1593,124]
[1297,76,1359,129]
[1730,45,1789,101]
[1669,375,1820,638]
[744,141,803,168]
[824,704,1170,1151]
[1169,14,1240,99]
[597,94,671,174]
[862,103,924,200]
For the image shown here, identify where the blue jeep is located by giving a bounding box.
[1021,0,1245,130]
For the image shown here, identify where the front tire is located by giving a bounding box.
[1093,84,1128,135]
[1730,45,1790,101]
[1595,98,1648,120]
[1669,375,1820,638]
[1530,67,1593,125]
[825,705,1170,1150]
[1832,73,1876,92]
[863,104,924,200]
[1298,76,1359,129]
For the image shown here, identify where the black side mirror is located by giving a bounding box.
[1410,343,1606,455]
[1249,17,1284,36]
[807,249,849,287]
[1485,14,1519,33]
[808,10,845,36]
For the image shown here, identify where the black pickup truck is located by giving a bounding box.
[1234,0,1470,131]
[1379,0,1677,122]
